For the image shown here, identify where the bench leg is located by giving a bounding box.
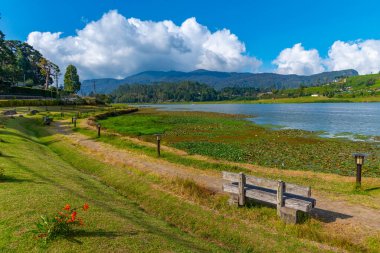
[228,194,239,206]
[280,207,300,224]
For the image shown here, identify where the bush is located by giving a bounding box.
[8,87,57,98]
[87,108,138,126]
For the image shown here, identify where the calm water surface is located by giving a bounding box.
[143,103,380,139]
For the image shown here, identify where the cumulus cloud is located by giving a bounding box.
[326,40,380,75]
[273,41,380,75]
[27,10,261,80]
[272,43,324,75]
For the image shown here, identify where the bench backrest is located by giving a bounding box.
[222,171,311,197]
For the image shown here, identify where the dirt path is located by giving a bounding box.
[52,121,380,233]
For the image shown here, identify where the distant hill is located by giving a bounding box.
[80,69,359,95]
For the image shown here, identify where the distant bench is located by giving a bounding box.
[222,171,316,223]
[42,116,53,125]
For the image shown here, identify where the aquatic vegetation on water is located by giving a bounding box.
[100,109,380,177]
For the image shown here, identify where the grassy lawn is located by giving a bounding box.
[98,109,380,178]
[0,116,226,252]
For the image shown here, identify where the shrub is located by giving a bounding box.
[34,203,90,243]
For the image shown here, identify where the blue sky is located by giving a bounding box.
[1,0,380,78]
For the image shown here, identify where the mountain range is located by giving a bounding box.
[80,69,359,95]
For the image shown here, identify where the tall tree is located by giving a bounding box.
[0,31,17,85]
[64,64,81,93]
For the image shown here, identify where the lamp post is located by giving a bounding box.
[96,123,101,138]
[155,134,162,157]
[353,153,367,188]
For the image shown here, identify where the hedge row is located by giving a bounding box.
[8,87,58,98]
[0,99,60,107]
[87,108,138,126]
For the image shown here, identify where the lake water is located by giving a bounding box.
[143,103,380,140]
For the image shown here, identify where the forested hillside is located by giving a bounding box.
[82,69,358,95]
[112,81,264,103]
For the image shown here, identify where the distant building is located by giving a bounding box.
[311,94,319,97]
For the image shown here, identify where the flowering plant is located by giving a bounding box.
[34,203,90,243]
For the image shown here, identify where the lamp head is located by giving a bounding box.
[353,153,367,166]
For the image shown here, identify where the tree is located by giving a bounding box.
[0,31,17,85]
[64,64,81,93]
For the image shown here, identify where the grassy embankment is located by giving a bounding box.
[2,107,378,252]
[212,73,380,104]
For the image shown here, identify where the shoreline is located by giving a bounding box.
[132,104,380,143]
[119,95,380,105]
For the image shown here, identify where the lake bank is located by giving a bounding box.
[139,103,380,142]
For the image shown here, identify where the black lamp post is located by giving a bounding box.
[353,153,367,188]
[155,134,162,157]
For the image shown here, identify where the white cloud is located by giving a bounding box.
[326,40,380,75]
[272,43,324,75]
[27,10,261,80]
[273,41,380,75]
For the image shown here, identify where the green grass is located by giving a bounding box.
[1,107,380,251]
[98,109,380,178]
[4,116,380,252]
[0,117,227,252]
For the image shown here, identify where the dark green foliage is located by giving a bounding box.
[64,65,81,93]
[0,31,17,85]
[8,86,57,97]
[0,99,60,107]
[0,31,60,88]
[112,82,266,103]
[112,81,218,103]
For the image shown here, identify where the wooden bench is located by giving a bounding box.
[222,171,316,223]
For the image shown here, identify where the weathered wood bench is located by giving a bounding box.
[222,171,316,223]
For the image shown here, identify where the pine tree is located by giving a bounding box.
[64,64,81,93]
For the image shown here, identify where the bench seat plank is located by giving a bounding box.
[223,183,315,212]
[223,171,311,197]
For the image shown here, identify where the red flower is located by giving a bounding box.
[71,211,77,221]
[63,204,70,211]
[83,203,89,211]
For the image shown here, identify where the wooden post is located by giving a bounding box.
[71,117,74,124]
[156,134,161,157]
[356,164,362,188]
[238,172,246,206]
[73,117,77,128]
[97,124,101,138]
[277,180,285,216]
